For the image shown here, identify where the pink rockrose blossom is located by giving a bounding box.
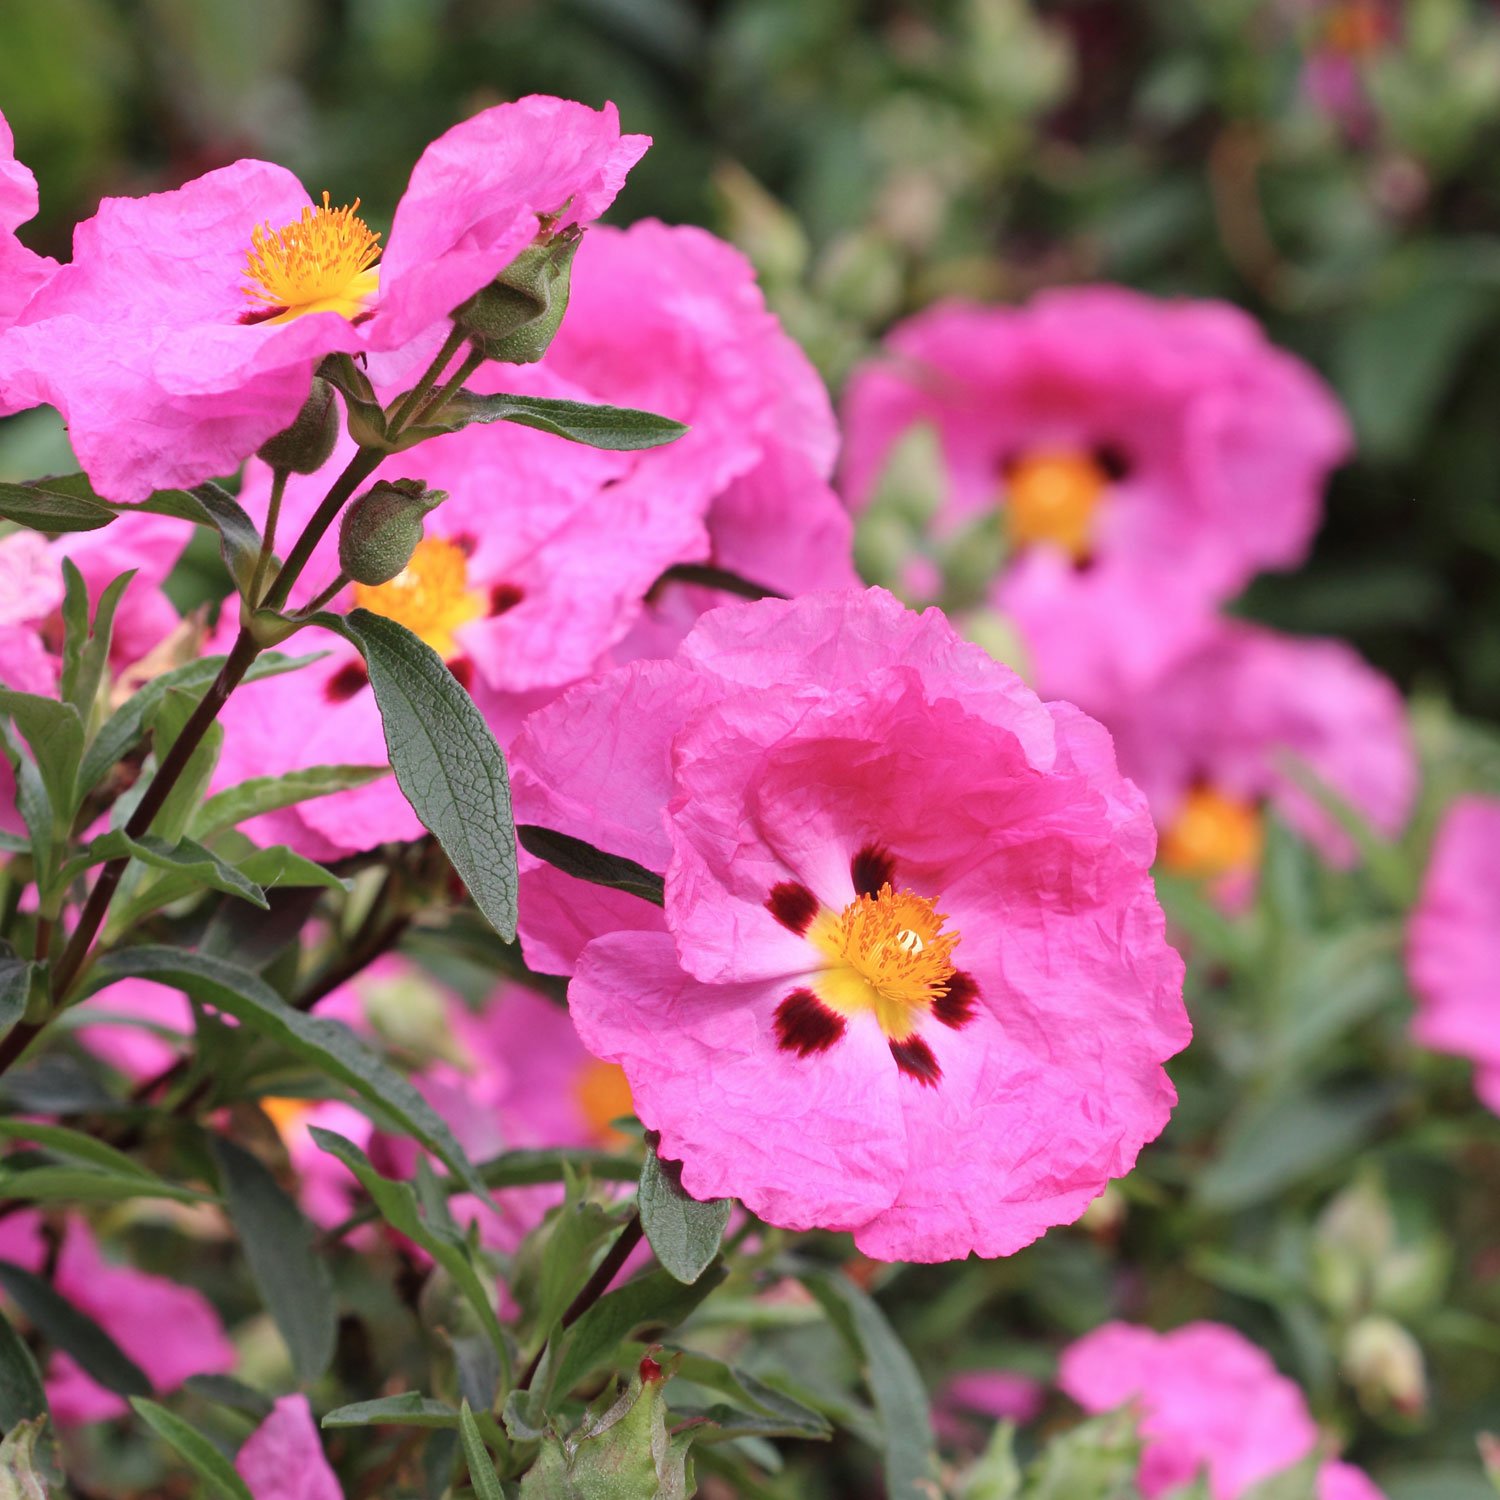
[1059,1321,1384,1499]
[1408,796,1500,1113]
[936,1369,1046,1443]
[0,1212,235,1424]
[510,587,1189,1261]
[1100,622,1415,884]
[0,97,647,501]
[236,1395,341,1500]
[0,109,57,330]
[839,289,1350,701]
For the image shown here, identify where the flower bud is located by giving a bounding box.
[337,479,445,587]
[453,229,581,364]
[256,377,339,473]
[1342,1315,1428,1417]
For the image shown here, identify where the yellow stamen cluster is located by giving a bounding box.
[1004,450,1109,563]
[1159,785,1264,880]
[243,191,382,323]
[352,537,486,660]
[808,885,958,1041]
[573,1059,636,1146]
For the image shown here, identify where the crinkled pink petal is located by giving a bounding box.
[1319,1461,1386,1500]
[571,929,909,1230]
[236,1395,342,1500]
[0,109,57,332]
[373,97,648,350]
[1408,795,1500,1112]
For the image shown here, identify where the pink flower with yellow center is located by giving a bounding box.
[0,108,56,334]
[840,288,1350,704]
[511,588,1190,1262]
[1101,622,1415,882]
[1060,1321,1384,1499]
[1408,796,1500,1114]
[0,96,647,500]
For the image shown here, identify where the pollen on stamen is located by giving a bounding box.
[242,191,382,324]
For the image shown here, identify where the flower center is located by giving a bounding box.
[573,1058,636,1146]
[1159,785,1264,879]
[1004,450,1108,563]
[807,884,960,1041]
[243,192,382,324]
[352,536,485,660]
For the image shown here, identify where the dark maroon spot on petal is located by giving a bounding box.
[448,656,475,691]
[774,989,845,1057]
[766,881,818,935]
[238,305,287,326]
[489,582,524,616]
[325,661,369,702]
[934,970,979,1030]
[890,1035,941,1086]
[1095,443,1132,482]
[850,844,895,899]
[451,532,478,558]
[351,309,376,327]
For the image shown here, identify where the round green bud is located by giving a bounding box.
[453,230,581,364]
[338,479,446,587]
[256,377,339,473]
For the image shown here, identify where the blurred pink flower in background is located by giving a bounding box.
[0,1212,235,1424]
[0,97,647,500]
[1101,622,1415,885]
[236,1395,341,1500]
[1408,795,1500,1112]
[0,108,56,329]
[1060,1321,1383,1499]
[840,288,1349,702]
[513,587,1188,1261]
[935,1368,1046,1441]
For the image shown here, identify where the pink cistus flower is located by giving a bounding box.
[0,108,56,330]
[839,288,1350,703]
[510,588,1189,1262]
[0,96,647,500]
[1408,796,1500,1113]
[1060,1322,1385,1499]
[1100,621,1414,887]
[236,1395,341,1500]
[0,1212,234,1425]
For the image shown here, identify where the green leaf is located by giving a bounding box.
[531,1199,622,1343]
[182,1375,275,1421]
[1196,1085,1396,1212]
[0,477,116,533]
[479,1149,641,1189]
[548,1264,727,1402]
[192,764,390,841]
[74,830,269,911]
[92,947,490,1201]
[1022,1407,1142,1498]
[130,1397,253,1500]
[145,686,225,846]
[0,1117,160,1180]
[0,726,53,883]
[667,1351,832,1441]
[516,826,664,907]
[321,1394,461,1430]
[0,1165,213,1206]
[59,563,133,721]
[427,390,688,451]
[324,609,516,940]
[800,1269,937,1500]
[459,1401,506,1500]
[0,1415,51,1499]
[186,481,262,596]
[0,1261,150,1397]
[638,1139,732,1285]
[78,650,324,799]
[1240,1455,1321,1500]
[0,692,82,833]
[232,844,349,893]
[308,1128,508,1369]
[210,1136,337,1385]
[0,962,40,1036]
[0,1311,48,1431]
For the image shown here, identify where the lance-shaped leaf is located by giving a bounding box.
[799,1268,938,1500]
[192,764,390,840]
[308,1129,507,1366]
[0,963,40,1037]
[0,1165,212,1207]
[0,692,82,834]
[408,390,688,452]
[458,1401,506,1500]
[64,830,268,912]
[321,1394,461,1430]
[516,826,664,907]
[0,1261,150,1398]
[59,562,134,718]
[317,609,516,940]
[91,947,489,1200]
[638,1138,732,1284]
[210,1137,336,1385]
[130,1398,253,1500]
[0,1311,47,1431]
[0,476,116,533]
